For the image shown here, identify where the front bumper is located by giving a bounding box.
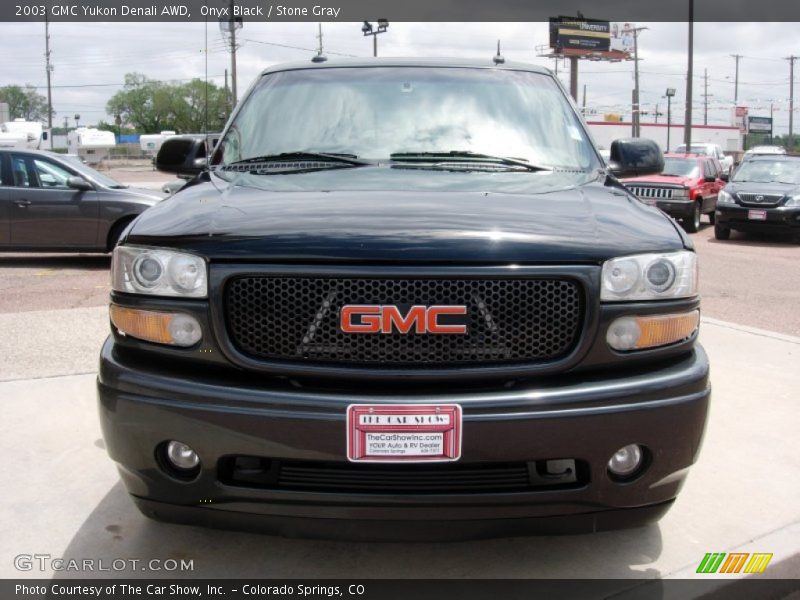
[651,199,696,219]
[716,204,800,234]
[98,337,710,540]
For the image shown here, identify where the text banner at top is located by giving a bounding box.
[2,0,800,22]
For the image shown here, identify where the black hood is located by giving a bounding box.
[128,168,686,264]
[726,180,798,197]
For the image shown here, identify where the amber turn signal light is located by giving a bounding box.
[109,305,202,347]
[606,310,700,351]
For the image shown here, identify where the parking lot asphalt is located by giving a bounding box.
[1,306,799,582]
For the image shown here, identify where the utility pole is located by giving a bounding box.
[44,11,53,148]
[731,54,742,105]
[569,56,579,102]
[229,0,238,107]
[701,68,713,125]
[582,84,587,116]
[787,55,797,151]
[684,0,694,148]
[219,1,241,108]
[632,26,648,137]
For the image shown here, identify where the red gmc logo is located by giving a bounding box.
[340,305,468,334]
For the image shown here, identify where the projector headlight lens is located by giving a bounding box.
[601,251,697,301]
[113,246,207,298]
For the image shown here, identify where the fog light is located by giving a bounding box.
[607,444,643,478]
[165,441,200,471]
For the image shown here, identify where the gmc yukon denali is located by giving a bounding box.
[97,59,710,540]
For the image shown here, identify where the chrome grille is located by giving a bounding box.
[737,193,784,207]
[628,186,679,200]
[224,276,583,366]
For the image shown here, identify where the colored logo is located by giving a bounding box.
[696,552,773,574]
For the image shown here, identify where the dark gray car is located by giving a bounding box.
[0,149,165,252]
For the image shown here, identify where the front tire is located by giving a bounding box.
[683,202,701,233]
[714,223,731,240]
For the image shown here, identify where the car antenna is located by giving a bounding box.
[312,23,328,63]
[493,40,505,65]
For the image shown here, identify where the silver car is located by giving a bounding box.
[0,149,165,252]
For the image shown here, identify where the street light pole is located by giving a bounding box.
[362,20,389,57]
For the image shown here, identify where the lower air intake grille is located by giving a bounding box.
[218,457,586,494]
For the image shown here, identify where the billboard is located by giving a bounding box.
[549,17,633,58]
[748,116,773,134]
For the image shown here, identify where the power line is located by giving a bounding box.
[242,37,358,57]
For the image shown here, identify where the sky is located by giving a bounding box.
[0,20,796,134]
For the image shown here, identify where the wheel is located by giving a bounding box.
[106,217,135,252]
[683,202,701,233]
[714,223,731,240]
[708,210,716,225]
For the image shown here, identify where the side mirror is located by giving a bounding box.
[67,176,93,191]
[155,137,207,179]
[704,175,716,183]
[608,138,664,179]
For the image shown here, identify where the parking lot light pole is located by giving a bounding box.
[666,88,676,152]
[362,20,389,57]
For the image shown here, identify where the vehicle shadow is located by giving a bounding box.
[55,481,664,581]
[0,254,111,270]
[706,231,798,247]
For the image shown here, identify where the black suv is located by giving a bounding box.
[98,59,710,540]
[715,155,800,241]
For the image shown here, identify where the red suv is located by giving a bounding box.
[623,153,727,232]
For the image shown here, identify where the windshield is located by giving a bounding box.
[216,67,599,171]
[54,154,127,188]
[675,145,709,155]
[732,160,800,184]
[661,157,700,178]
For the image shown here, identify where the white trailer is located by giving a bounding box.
[140,131,177,157]
[587,121,742,154]
[0,118,49,149]
[67,127,116,164]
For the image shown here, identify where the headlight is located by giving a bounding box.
[785,195,800,207]
[112,246,207,297]
[672,188,689,199]
[601,251,697,301]
[717,189,736,205]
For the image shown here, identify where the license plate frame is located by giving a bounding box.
[748,209,767,221]
[346,404,462,463]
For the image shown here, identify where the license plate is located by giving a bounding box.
[748,209,767,221]
[347,404,462,463]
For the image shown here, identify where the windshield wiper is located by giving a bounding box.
[219,151,371,173]
[390,151,552,172]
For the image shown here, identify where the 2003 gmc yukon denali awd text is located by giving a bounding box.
[97,58,710,541]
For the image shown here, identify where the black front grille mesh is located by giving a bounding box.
[224,276,582,366]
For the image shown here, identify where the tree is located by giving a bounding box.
[106,73,231,134]
[0,84,52,121]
